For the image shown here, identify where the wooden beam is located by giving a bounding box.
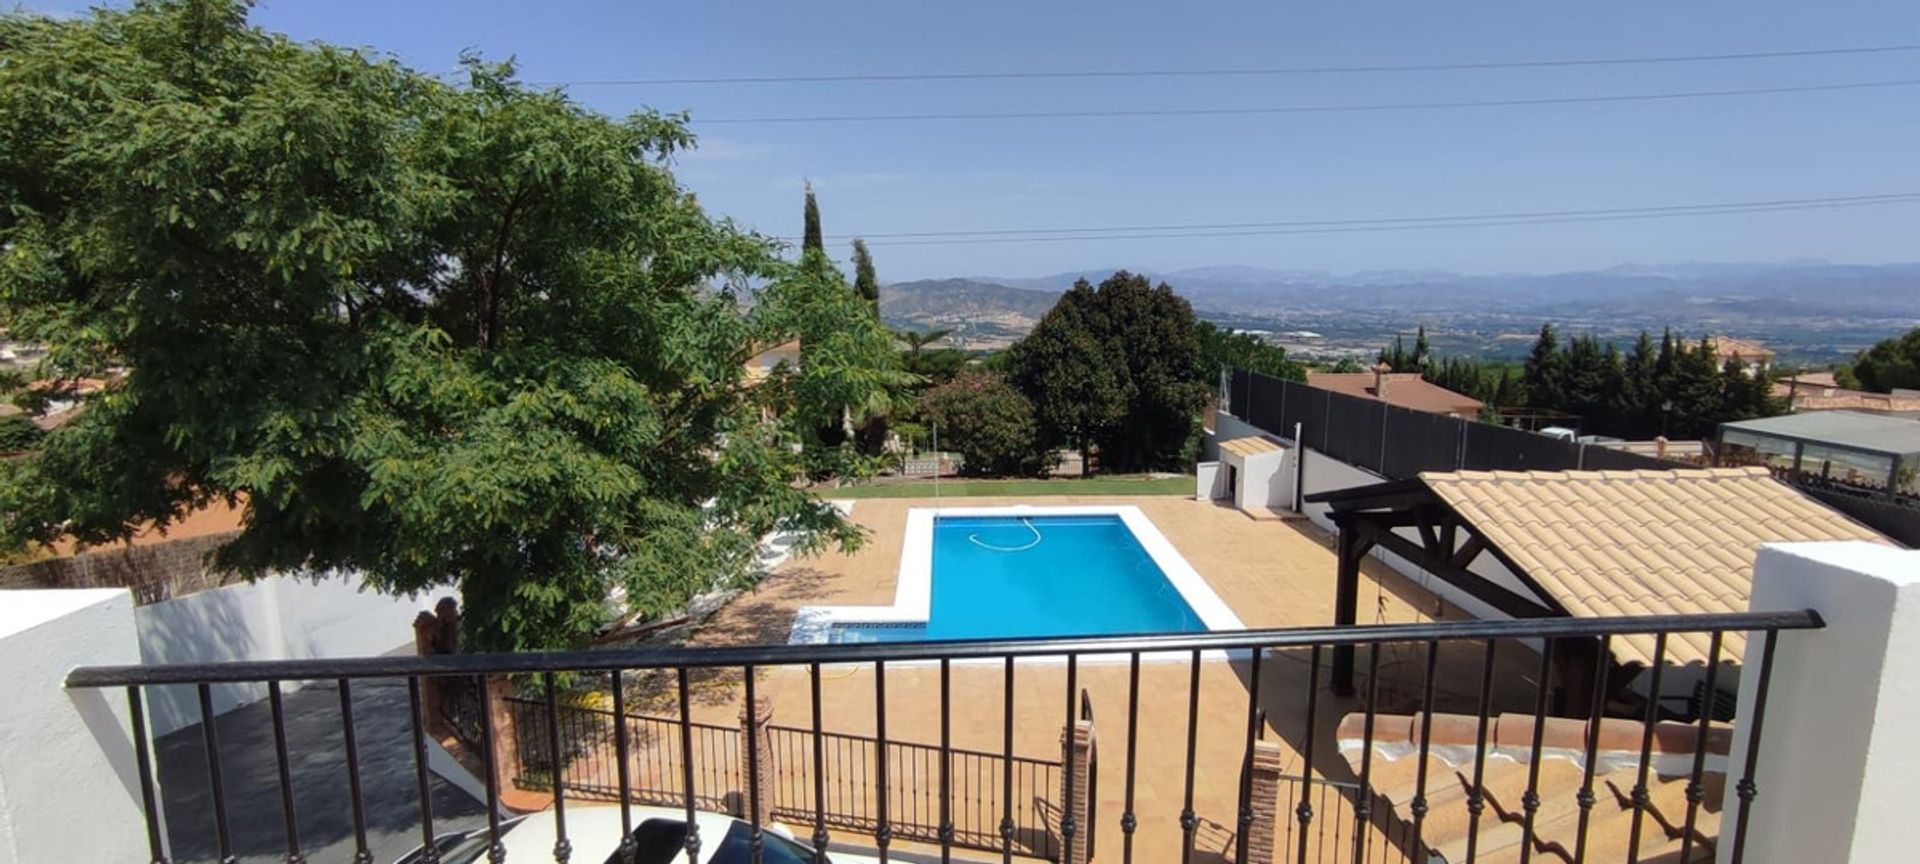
[1449,534,1487,569]
[1348,516,1555,620]
[1331,526,1377,696]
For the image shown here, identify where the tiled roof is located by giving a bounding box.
[1219,435,1282,457]
[1712,336,1774,363]
[1419,467,1887,665]
[1306,371,1484,416]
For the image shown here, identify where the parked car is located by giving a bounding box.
[396,804,881,864]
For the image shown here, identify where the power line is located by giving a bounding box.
[696,78,1920,124]
[786,193,1920,248]
[815,193,1920,241]
[537,43,1920,87]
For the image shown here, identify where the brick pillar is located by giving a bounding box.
[484,676,521,791]
[1059,716,1097,864]
[1243,740,1285,864]
[412,611,443,721]
[739,695,775,825]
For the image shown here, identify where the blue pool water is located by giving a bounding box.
[829,515,1207,643]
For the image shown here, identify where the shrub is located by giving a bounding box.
[916,372,1053,477]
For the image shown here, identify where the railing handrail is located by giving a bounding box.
[63,608,1823,688]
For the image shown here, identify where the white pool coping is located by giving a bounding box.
[789,504,1247,663]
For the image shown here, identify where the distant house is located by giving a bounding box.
[1711,335,1775,368]
[1306,363,1483,417]
[1773,371,1920,415]
[743,339,801,386]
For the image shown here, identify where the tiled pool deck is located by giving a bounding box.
[644,495,1545,862]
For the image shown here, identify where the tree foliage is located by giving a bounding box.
[1196,321,1303,383]
[0,0,878,650]
[1515,325,1778,438]
[850,238,879,312]
[1005,271,1208,473]
[1839,326,1920,393]
[802,182,823,254]
[916,371,1051,477]
[0,416,45,453]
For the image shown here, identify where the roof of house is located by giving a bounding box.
[1712,336,1774,363]
[1720,410,1920,458]
[1219,435,1282,458]
[1419,467,1887,665]
[1305,371,1484,416]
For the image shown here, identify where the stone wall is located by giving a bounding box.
[0,531,238,604]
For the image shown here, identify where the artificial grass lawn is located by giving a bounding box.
[825,473,1195,499]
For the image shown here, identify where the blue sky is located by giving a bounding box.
[16,1,1920,280]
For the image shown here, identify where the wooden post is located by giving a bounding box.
[1332,517,1362,696]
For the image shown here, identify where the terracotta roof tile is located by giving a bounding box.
[1415,467,1889,664]
[1304,371,1484,416]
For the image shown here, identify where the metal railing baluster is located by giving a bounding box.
[1295,645,1322,864]
[745,666,764,864]
[267,682,305,864]
[405,678,439,864]
[1062,653,1079,861]
[678,668,700,863]
[476,677,505,864]
[337,680,372,864]
[1236,646,1264,864]
[612,670,635,864]
[1409,641,1438,859]
[876,660,891,862]
[1180,648,1201,864]
[1625,633,1667,864]
[810,662,829,863]
[126,686,170,864]
[1518,641,1554,864]
[1728,629,1781,864]
[1351,644,1380,864]
[545,673,572,863]
[940,657,954,862]
[1572,635,1612,863]
[1678,631,1724,862]
[1000,656,1015,864]
[1464,640,1496,864]
[1122,651,1141,864]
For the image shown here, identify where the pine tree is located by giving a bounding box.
[850,238,879,311]
[802,181,823,254]
[1523,323,1567,411]
[1412,325,1432,371]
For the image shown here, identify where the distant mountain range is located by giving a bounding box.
[881,261,1920,361]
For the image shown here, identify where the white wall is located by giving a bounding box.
[1725,541,1920,864]
[0,590,154,864]
[136,572,436,736]
[1195,461,1226,500]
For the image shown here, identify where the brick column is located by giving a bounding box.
[739,695,776,824]
[1243,740,1285,864]
[484,676,521,791]
[1059,717,1097,864]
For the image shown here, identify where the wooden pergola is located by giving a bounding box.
[1305,478,1607,714]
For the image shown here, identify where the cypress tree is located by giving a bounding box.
[850,238,879,312]
[802,181,823,254]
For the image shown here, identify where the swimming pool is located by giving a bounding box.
[790,505,1243,648]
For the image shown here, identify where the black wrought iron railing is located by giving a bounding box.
[67,609,1819,864]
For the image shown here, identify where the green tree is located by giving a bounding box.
[802,182,824,254]
[1523,323,1567,411]
[0,0,876,651]
[917,371,1052,477]
[1195,321,1303,383]
[1003,281,1128,470]
[765,251,915,466]
[1839,327,1920,392]
[850,238,880,312]
[0,416,45,453]
[1005,271,1207,474]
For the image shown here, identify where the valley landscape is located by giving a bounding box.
[883,261,1920,365]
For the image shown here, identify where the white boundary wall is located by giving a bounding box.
[1726,541,1920,864]
[0,590,153,864]
[136,573,436,736]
